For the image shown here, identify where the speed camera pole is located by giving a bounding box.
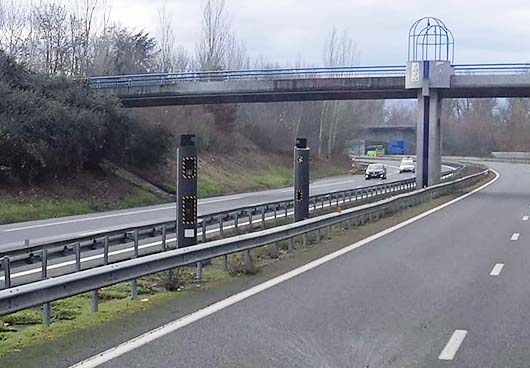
[177,134,198,248]
[294,138,310,222]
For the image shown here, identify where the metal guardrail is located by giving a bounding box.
[85,63,530,89]
[0,168,489,316]
[0,169,458,264]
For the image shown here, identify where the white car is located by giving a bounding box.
[399,158,416,173]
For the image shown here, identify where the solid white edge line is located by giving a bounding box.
[438,329,468,360]
[511,233,520,241]
[489,263,504,276]
[68,169,499,368]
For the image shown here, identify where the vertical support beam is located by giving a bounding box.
[177,134,198,248]
[416,66,442,188]
[294,138,310,222]
[428,90,442,185]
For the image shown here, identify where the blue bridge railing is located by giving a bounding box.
[87,63,530,89]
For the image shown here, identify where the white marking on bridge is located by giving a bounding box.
[511,233,520,241]
[489,263,504,276]
[438,330,468,361]
[67,170,499,368]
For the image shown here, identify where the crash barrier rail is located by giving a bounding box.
[0,167,490,316]
[0,168,460,266]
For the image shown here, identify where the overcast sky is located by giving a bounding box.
[98,0,530,66]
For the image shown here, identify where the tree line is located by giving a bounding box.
[2,0,527,183]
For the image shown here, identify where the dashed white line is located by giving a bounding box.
[523,216,529,221]
[489,263,504,276]
[511,233,520,241]
[438,329,468,361]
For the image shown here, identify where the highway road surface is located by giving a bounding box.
[0,160,416,245]
[54,160,530,368]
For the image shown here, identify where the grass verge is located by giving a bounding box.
[0,188,163,225]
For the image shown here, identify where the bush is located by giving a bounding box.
[0,51,169,184]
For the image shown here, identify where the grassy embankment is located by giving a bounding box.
[0,153,350,225]
[0,171,495,361]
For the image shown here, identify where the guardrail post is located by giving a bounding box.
[201,220,207,242]
[162,225,168,250]
[196,261,203,282]
[288,237,294,253]
[2,257,11,289]
[273,242,280,258]
[316,229,321,243]
[75,242,81,272]
[302,233,308,246]
[234,212,239,229]
[248,209,253,225]
[243,250,252,272]
[91,290,99,313]
[261,207,266,228]
[284,206,288,218]
[131,230,139,300]
[103,236,109,265]
[177,134,198,248]
[41,249,48,279]
[219,215,224,237]
[223,255,228,271]
[294,138,310,222]
[39,249,51,326]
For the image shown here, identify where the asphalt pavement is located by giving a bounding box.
[0,160,411,245]
[66,160,530,368]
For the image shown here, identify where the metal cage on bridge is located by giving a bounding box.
[408,17,454,63]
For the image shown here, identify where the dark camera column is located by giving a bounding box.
[177,134,198,248]
[294,138,310,222]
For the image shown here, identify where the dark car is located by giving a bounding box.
[365,163,387,180]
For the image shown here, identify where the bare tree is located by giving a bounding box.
[157,2,175,72]
[318,26,362,158]
[196,0,230,70]
[0,1,30,60]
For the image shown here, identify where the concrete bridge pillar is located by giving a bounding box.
[406,60,452,187]
[416,89,442,188]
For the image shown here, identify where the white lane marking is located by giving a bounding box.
[511,233,520,241]
[438,329,468,360]
[2,206,176,233]
[489,263,504,276]
[68,170,499,368]
[200,195,244,204]
[523,216,529,221]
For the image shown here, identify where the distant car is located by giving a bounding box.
[365,164,387,180]
[399,157,416,173]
